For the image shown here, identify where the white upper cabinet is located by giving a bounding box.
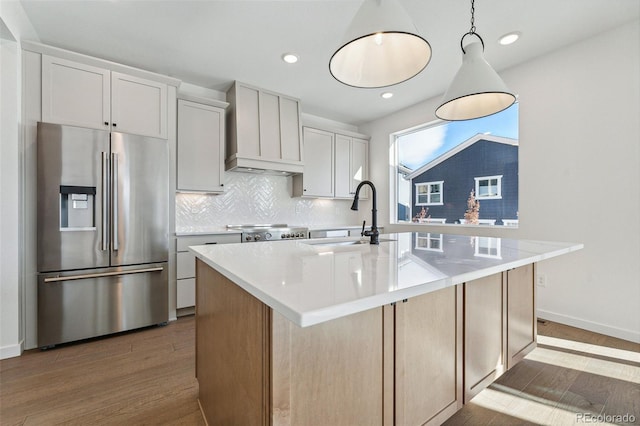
[294,127,369,199]
[111,72,167,139]
[293,127,334,197]
[42,55,110,130]
[177,99,226,193]
[226,81,303,174]
[334,134,369,199]
[42,55,168,139]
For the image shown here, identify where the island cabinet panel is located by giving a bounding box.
[271,309,383,426]
[506,263,536,368]
[196,259,384,426]
[463,272,506,402]
[393,285,463,426]
[195,258,271,425]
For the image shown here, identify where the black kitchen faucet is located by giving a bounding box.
[350,180,379,245]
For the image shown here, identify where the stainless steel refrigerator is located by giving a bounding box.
[36,122,169,348]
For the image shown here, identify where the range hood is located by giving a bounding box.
[225,81,304,176]
[225,154,303,176]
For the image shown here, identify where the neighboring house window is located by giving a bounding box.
[475,175,502,199]
[415,181,443,205]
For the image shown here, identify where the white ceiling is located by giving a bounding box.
[18,0,640,125]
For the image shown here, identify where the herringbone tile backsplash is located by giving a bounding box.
[176,172,364,231]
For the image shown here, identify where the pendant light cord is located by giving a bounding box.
[469,0,476,34]
[461,0,484,53]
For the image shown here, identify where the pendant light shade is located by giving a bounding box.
[329,0,431,88]
[435,40,515,121]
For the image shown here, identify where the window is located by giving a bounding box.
[415,181,443,205]
[475,175,502,199]
[392,103,519,226]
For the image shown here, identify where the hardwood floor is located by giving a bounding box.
[1,317,638,425]
[0,316,204,425]
[445,320,640,425]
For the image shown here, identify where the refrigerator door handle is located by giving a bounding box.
[101,152,109,251]
[42,267,164,283]
[111,152,119,251]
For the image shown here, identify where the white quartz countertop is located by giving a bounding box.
[190,232,583,327]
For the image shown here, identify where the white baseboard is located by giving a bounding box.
[0,340,23,359]
[537,309,640,344]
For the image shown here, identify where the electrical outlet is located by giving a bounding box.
[536,274,547,287]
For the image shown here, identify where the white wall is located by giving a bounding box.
[1,24,21,359]
[361,20,640,343]
[0,3,39,359]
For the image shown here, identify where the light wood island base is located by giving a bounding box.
[195,258,536,426]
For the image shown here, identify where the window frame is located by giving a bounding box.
[474,175,503,200]
[415,181,444,206]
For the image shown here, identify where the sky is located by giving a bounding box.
[398,103,519,170]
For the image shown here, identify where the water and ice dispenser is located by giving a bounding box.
[59,185,96,230]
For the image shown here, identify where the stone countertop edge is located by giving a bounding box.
[189,233,583,328]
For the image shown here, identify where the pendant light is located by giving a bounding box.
[329,0,431,88]
[435,0,515,121]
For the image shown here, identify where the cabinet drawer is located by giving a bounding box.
[176,233,241,252]
[177,252,195,279]
[177,278,195,309]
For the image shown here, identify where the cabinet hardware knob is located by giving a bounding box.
[221,184,224,187]
[303,189,307,192]
[104,122,109,126]
[112,123,117,127]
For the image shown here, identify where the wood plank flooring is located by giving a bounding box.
[444,320,640,425]
[1,317,638,425]
[0,317,204,425]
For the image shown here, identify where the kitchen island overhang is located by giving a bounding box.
[189,232,583,328]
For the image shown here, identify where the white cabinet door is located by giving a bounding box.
[334,134,352,198]
[175,234,242,310]
[42,55,110,130]
[350,137,369,198]
[334,134,369,199]
[177,99,225,192]
[300,128,334,197]
[177,279,196,310]
[42,55,167,139]
[111,71,167,139]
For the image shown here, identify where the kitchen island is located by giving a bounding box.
[190,232,582,425]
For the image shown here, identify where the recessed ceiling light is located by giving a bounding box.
[282,53,299,64]
[499,32,521,45]
[381,92,393,99]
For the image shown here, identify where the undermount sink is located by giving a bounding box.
[304,238,396,247]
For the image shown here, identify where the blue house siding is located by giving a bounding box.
[411,140,518,224]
